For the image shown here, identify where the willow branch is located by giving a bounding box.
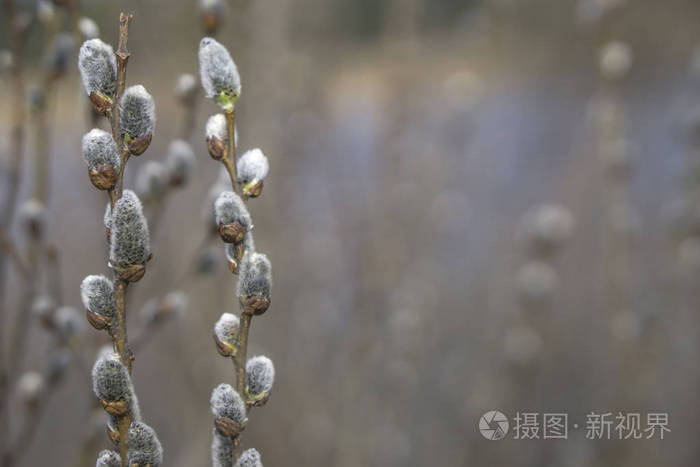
[0,227,29,280]
[222,108,243,197]
[0,4,28,444]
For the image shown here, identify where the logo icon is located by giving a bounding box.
[479,411,509,440]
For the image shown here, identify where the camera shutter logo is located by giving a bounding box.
[479,411,509,440]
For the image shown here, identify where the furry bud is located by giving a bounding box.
[197,247,219,274]
[18,199,46,237]
[44,33,74,79]
[211,428,234,467]
[166,140,196,186]
[199,37,241,110]
[120,85,155,155]
[37,1,55,24]
[47,349,71,383]
[127,422,163,467]
[82,129,119,190]
[78,39,117,112]
[81,275,115,330]
[600,41,632,81]
[142,291,188,323]
[174,73,198,104]
[237,148,268,198]
[245,356,274,403]
[237,252,271,315]
[215,191,251,243]
[53,306,84,343]
[206,114,229,160]
[214,313,239,357]
[92,353,133,414]
[211,383,247,432]
[235,449,262,467]
[78,17,100,40]
[31,295,56,326]
[135,161,168,202]
[520,204,575,257]
[515,261,559,309]
[17,372,44,407]
[96,450,121,467]
[110,190,151,281]
[199,0,225,35]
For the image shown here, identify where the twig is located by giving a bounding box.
[0,4,28,450]
[110,12,133,144]
[0,226,29,280]
[222,108,243,197]
[112,279,133,373]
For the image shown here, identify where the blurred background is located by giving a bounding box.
[2,0,700,465]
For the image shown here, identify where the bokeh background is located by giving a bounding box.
[2,0,700,465]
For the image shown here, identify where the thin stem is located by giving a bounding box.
[113,279,133,373]
[0,227,29,280]
[0,5,28,449]
[222,108,243,197]
[234,313,251,395]
[117,413,132,467]
[110,13,133,144]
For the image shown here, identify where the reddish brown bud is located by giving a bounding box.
[89,164,117,190]
[242,180,263,198]
[218,221,246,244]
[100,398,129,416]
[127,133,152,156]
[214,416,244,439]
[113,264,146,283]
[213,332,236,357]
[86,309,110,330]
[89,91,112,115]
[241,296,270,316]
[206,136,226,160]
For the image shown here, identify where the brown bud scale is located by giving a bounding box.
[89,164,117,190]
[218,221,246,244]
[89,92,113,115]
[86,309,110,330]
[206,136,226,160]
[127,133,152,156]
[242,296,270,316]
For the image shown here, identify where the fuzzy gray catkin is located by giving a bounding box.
[109,190,151,269]
[82,128,120,170]
[198,37,241,107]
[78,38,117,98]
[127,422,163,467]
[80,275,116,320]
[166,139,196,185]
[237,252,272,302]
[236,148,269,184]
[119,85,156,140]
[78,17,99,40]
[53,306,84,342]
[135,161,168,202]
[44,32,74,77]
[96,450,121,467]
[215,191,251,230]
[245,356,274,400]
[174,73,198,103]
[211,428,234,467]
[210,383,246,424]
[92,353,132,403]
[214,312,239,355]
[17,372,44,405]
[235,448,262,467]
[206,113,228,141]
